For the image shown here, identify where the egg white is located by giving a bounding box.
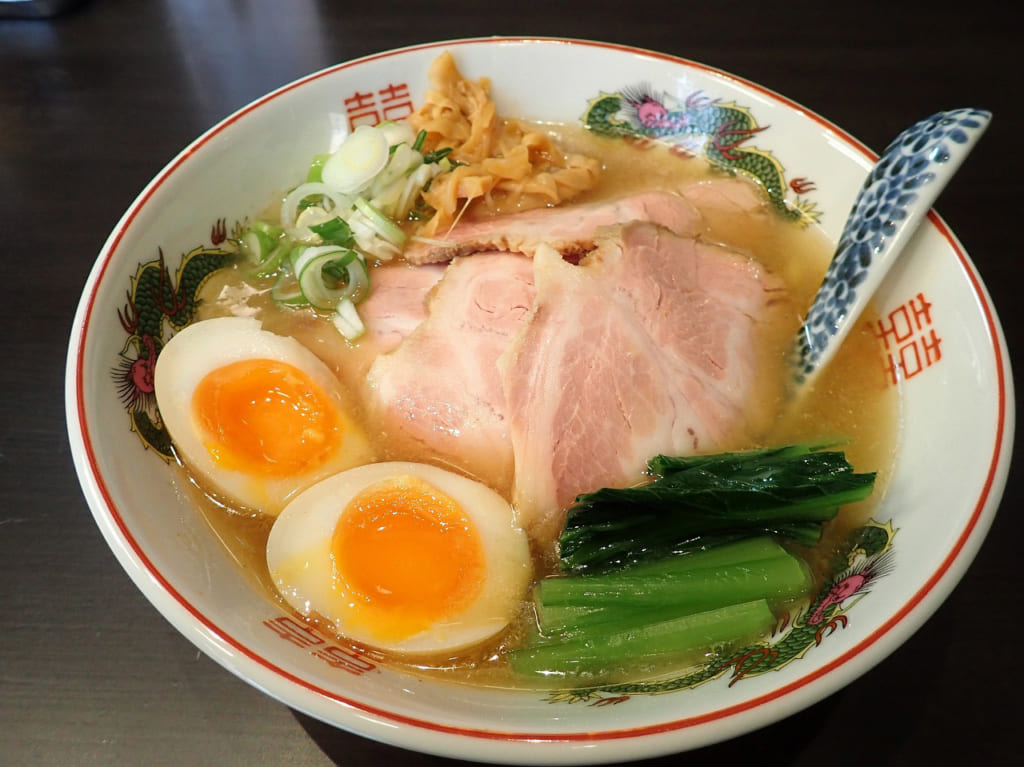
[154,316,373,515]
[266,461,533,656]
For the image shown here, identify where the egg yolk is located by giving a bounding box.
[331,475,485,640]
[193,358,343,478]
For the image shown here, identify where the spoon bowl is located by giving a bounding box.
[792,108,991,392]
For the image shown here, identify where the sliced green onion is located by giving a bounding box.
[422,146,454,164]
[376,120,416,148]
[287,244,309,273]
[353,196,407,247]
[280,183,352,240]
[379,143,424,188]
[395,163,442,220]
[348,215,402,261]
[321,124,390,194]
[306,153,329,183]
[309,216,356,248]
[293,205,338,235]
[412,128,428,152]
[293,245,368,310]
[252,240,292,277]
[239,229,276,263]
[251,219,284,240]
[332,297,366,341]
[368,144,425,218]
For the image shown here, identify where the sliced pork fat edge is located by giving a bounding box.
[402,190,708,264]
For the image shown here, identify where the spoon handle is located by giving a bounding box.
[792,107,991,390]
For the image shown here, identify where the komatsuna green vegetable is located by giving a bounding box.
[510,537,812,681]
[559,443,876,573]
[508,444,875,683]
[509,600,776,681]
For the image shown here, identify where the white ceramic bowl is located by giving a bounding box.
[66,38,1014,764]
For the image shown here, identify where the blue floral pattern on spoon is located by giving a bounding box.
[794,108,991,388]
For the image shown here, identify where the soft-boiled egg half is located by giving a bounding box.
[154,316,373,515]
[266,461,533,656]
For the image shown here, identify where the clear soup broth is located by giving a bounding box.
[180,124,898,688]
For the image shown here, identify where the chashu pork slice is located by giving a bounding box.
[498,222,792,542]
[295,262,446,393]
[358,262,447,354]
[403,190,706,264]
[364,252,535,493]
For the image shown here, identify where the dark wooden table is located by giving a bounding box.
[2,1,1021,764]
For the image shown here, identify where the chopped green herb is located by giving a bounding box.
[412,128,428,152]
[309,216,356,248]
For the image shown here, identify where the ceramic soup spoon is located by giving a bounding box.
[792,107,991,394]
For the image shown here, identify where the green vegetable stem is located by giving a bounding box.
[508,444,876,684]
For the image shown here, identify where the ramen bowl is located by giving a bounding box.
[66,38,1013,764]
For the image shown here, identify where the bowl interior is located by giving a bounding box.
[66,38,1013,764]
